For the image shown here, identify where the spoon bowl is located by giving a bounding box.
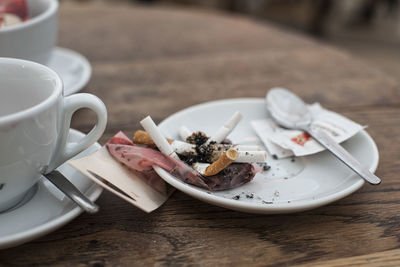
[265,88,381,185]
[266,88,311,130]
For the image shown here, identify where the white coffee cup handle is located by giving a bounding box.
[46,93,107,172]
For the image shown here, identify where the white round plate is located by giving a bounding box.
[155,98,379,214]
[0,129,103,249]
[46,47,92,95]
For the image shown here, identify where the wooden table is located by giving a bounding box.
[1,2,400,266]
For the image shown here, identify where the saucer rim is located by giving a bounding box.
[49,47,92,96]
[0,129,102,249]
[155,98,379,214]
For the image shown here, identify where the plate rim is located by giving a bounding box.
[155,97,379,213]
[49,47,92,96]
[0,129,102,249]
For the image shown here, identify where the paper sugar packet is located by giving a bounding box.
[251,103,365,158]
[68,133,175,213]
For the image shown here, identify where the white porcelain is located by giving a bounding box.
[47,47,92,95]
[0,129,103,250]
[155,98,379,214]
[0,0,58,65]
[0,58,107,212]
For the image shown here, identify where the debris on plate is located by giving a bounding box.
[68,111,271,212]
[108,112,269,192]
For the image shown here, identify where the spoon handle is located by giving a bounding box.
[45,170,100,213]
[306,127,381,185]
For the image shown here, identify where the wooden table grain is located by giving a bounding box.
[1,2,400,266]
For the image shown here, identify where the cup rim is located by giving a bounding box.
[0,0,58,33]
[0,58,63,125]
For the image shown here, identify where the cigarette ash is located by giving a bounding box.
[178,131,217,166]
[232,192,254,200]
[259,162,271,171]
[186,131,208,146]
[221,139,232,145]
[259,155,304,180]
[246,193,254,199]
[214,189,295,205]
[262,201,273,204]
[229,191,275,204]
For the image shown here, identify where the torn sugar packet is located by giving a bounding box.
[250,119,293,159]
[68,132,176,213]
[251,103,365,158]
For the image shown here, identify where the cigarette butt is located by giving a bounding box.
[210,150,267,163]
[133,130,266,163]
[133,130,156,147]
[140,116,180,160]
[171,140,196,154]
[179,126,193,141]
[209,111,242,143]
[204,149,238,176]
[225,111,243,130]
[133,130,173,147]
[235,151,267,163]
[231,145,262,151]
[202,111,242,148]
[192,162,210,175]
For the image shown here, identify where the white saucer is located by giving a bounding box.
[0,129,103,249]
[155,98,379,214]
[46,47,92,96]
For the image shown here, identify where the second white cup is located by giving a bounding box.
[0,0,58,65]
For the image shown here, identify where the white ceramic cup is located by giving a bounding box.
[0,0,58,65]
[0,58,107,212]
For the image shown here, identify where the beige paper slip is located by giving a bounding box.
[68,147,171,213]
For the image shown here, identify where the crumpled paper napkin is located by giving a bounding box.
[251,103,365,158]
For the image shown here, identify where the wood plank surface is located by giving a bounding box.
[295,248,400,267]
[1,1,399,266]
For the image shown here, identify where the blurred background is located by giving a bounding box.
[61,0,400,78]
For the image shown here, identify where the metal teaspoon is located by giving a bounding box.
[45,170,99,213]
[266,88,381,185]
